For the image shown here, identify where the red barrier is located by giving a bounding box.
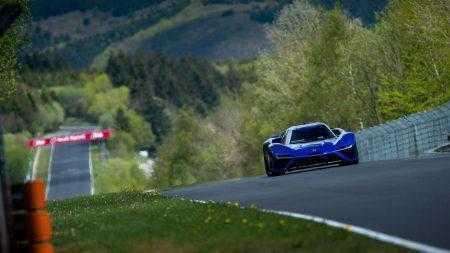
[26,129,113,148]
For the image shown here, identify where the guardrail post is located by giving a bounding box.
[25,180,53,253]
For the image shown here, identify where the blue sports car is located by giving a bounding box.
[263,122,359,176]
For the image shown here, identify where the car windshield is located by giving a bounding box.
[290,125,335,144]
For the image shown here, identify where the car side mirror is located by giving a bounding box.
[271,136,283,144]
[332,129,342,136]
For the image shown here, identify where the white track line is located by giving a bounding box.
[31,147,41,180]
[187,199,449,253]
[45,144,54,198]
[268,210,450,253]
[88,144,95,195]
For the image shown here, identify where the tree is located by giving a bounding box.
[123,109,155,150]
[4,132,32,184]
[107,131,136,158]
[115,108,130,131]
[375,0,450,120]
[87,86,129,121]
[115,108,155,149]
[0,0,27,104]
[153,109,200,188]
[105,52,240,141]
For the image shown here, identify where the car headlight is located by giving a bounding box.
[336,144,353,151]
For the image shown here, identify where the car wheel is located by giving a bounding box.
[340,145,359,166]
[265,152,283,177]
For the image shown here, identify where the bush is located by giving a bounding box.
[52,86,87,118]
[95,158,147,193]
[83,74,113,105]
[115,109,155,150]
[153,107,242,189]
[37,101,65,132]
[106,131,136,157]
[4,132,33,184]
[87,86,129,120]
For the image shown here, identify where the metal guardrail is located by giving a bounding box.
[356,102,450,162]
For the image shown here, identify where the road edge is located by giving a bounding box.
[31,147,40,180]
[45,144,54,198]
[188,198,450,253]
[269,209,449,253]
[89,144,95,195]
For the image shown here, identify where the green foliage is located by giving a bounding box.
[121,109,155,150]
[153,105,242,188]
[106,53,227,113]
[153,109,202,188]
[106,131,136,158]
[87,86,129,121]
[308,0,388,25]
[0,0,27,104]
[19,50,80,88]
[37,101,65,132]
[1,85,38,133]
[83,74,113,104]
[94,158,147,193]
[82,74,139,134]
[375,0,450,120]
[114,108,155,150]
[114,108,129,131]
[4,132,32,184]
[1,83,67,134]
[106,53,240,141]
[51,85,86,119]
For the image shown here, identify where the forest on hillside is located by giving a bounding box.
[27,0,388,69]
[30,0,205,20]
[1,0,449,190]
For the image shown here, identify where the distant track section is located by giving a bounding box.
[46,143,92,200]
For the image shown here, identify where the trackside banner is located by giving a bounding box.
[26,129,113,148]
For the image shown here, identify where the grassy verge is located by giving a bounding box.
[48,192,409,253]
[35,146,51,182]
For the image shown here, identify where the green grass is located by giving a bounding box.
[48,192,410,253]
[35,146,51,182]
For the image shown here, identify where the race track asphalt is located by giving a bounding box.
[166,155,450,249]
[47,142,92,200]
